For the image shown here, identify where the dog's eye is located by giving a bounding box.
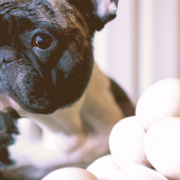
[32,34,53,49]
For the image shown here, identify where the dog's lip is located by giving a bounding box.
[23,103,57,114]
[8,95,58,114]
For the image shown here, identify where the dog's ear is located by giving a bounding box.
[68,0,119,31]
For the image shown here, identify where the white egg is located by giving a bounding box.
[111,164,168,180]
[109,116,151,168]
[136,78,180,131]
[144,117,180,179]
[87,154,120,180]
[42,167,98,180]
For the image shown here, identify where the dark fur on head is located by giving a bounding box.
[0,0,118,115]
[0,0,94,114]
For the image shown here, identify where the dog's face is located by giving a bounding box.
[0,0,118,114]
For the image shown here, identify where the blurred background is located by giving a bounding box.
[93,0,180,105]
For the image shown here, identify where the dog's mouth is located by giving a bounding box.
[1,59,58,114]
[0,46,60,114]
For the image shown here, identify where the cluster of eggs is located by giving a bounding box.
[43,78,180,180]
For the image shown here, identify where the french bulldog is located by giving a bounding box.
[0,0,134,179]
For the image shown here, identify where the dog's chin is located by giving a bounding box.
[12,91,58,115]
[24,104,58,115]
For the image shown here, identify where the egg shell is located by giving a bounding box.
[144,117,180,180]
[109,116,151,168]
[42,167,98,180]
[111,164,168,180]
[87,154,120,180]
[136,78,180,131]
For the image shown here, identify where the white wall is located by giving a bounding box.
[94,0,180,105]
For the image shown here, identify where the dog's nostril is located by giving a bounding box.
[0,57,8,66]
[2,57,15,64]
[3,57,9,63]
[0,46,24,64]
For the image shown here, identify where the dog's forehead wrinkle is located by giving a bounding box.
[0,2,69,37]
[0,0,64,22]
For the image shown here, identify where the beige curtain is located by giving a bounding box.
[94,0,180,104]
